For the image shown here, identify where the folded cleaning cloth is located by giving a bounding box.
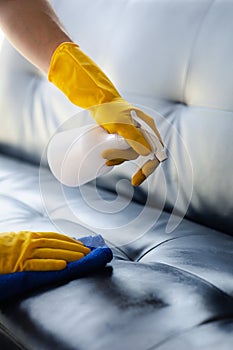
[0,235,112,303]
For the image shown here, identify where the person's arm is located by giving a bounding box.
[0,0,166,186]
[0,0,72,73]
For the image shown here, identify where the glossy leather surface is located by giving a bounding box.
[0,0,233,349]
[0,154,232,350]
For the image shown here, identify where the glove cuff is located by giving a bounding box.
[48,42,121,109]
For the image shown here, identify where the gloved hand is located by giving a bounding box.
[103,149,161,187]
[48,42,165,185]
[0,231,91,274]
[99,108,167,186]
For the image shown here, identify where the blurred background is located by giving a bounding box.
[0,29,4,48]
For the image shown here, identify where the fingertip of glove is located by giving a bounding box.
[131,171,146,187]
[106,159,125,166]
[24,259,67,272]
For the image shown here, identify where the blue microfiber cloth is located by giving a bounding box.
[0,235,112,303]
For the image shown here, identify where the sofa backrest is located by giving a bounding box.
[0,0,232,234]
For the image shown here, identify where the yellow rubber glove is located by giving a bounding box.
[0,231,91,274]
[48,42,165,185]
[102,149,161,186]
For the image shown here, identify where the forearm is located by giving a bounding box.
[0,0,72,73]
[0,1,165,187]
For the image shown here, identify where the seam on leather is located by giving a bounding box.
[145,261,233,299]
[182,0,216,104]
[0,323,27,350]
[144,318,233,350]
[109,246,133,261]
[199,315,233,326]
[183,103,233,114]
[136,236,184,262]
[136,232,207,262]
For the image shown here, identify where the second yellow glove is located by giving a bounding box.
[0,231,90,274]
